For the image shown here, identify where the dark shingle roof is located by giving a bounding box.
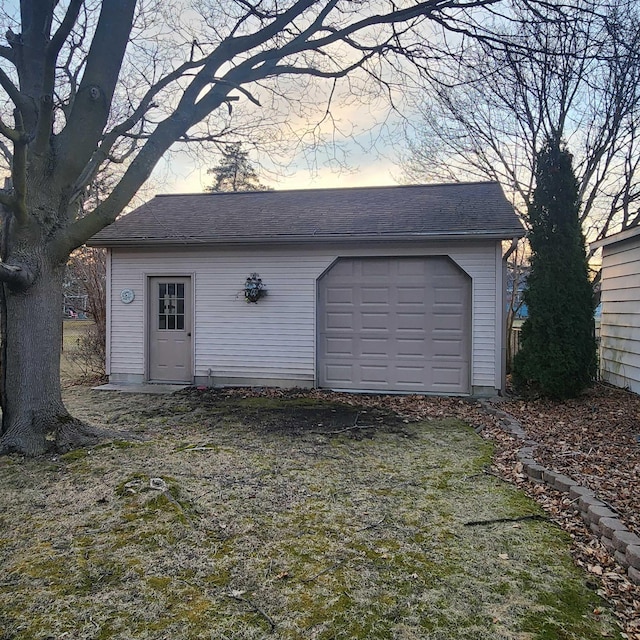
[88,182,524,246]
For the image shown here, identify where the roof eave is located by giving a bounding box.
[590,225,640,250]
[87,229,525,248]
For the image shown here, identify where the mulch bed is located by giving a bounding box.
[498,384,640,536]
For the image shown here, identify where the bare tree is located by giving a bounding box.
[66,245,107,379]
[66,246,106,337]
[403,0,640,241]
[0,0,585,455]
[403,0,640,369]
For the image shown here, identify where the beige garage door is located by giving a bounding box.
[318,257,471,393]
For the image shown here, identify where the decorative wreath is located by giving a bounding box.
[244,273,266,303]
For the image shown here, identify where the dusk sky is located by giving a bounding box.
[159,142,403,193]
[151,83,413,194]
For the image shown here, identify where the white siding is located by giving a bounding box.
[599,236,640,394]
[109,240,502,392]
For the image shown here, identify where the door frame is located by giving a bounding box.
[144,272,195,383]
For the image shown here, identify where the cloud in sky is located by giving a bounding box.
[151,76,410,194]
[156,143,402,193]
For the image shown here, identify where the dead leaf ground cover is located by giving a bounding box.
[0,383,623,640]
[497,384,640,536]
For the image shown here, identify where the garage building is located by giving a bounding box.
[88,182,524,396]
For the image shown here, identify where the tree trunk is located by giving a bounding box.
[0,252,99,455]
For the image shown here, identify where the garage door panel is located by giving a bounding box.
[432,366,468,387]
[362,261,393,276]
[361,287,390,304]
[319,257,471,393]
[397,286,428,304]
[396,338,426,357]
[361,312,389,329]
[326,286,354,304]
[325,364,353,383]
[397,260,427,276]
[360,365,389,383]
[397,312,427,331]
[435,287,466,304]
[325,337,353,356]
[433,339,464,357]
[326,312,353,329]
[433,313,464,330]
[431,304,464,317]
[360,337,389,356]
[397,365,428,384]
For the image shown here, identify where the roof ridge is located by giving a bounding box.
[153,181,501,198]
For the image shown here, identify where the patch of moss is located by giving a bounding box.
[434,470,454,490]
[519,579,620,639]
[59,448,89,462]
[503,485,546,516]
[147,575,172,590]
[11,545,126,599]
[110,523,179,551]
[203,569,231,587]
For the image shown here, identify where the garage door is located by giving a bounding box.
[318,257,471,393]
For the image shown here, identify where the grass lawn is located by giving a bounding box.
[0,321,622,638]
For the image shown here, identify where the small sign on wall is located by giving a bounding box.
[120,288,135,304]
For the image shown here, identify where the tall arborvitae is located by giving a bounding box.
[513,139,597,399]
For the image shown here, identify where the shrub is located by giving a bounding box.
[68,325,106,381]
[512,139,597,399]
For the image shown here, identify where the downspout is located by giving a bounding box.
[503,236,519,262]
[501,237,520,394]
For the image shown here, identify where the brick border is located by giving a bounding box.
[481,400,640,585]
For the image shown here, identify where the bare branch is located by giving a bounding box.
[0,67,27,113]
[56,0,137,183]
[404,0,640,243]
[0,262,34,289]
[0,45,13,63]
[0,117,20,143]
[211,78,261,106]
[34,0,85,154]
[0,138,13,166]
[48,0,84,60]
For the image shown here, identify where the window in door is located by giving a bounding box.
[158,282,185,330]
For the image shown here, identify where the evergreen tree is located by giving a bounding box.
[207,143,271,192]
[513,139,597,398]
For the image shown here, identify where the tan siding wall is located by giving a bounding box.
[109,241,502,391]
[599,238,640,394]
[449,250,499,388]
[109,261,146,375]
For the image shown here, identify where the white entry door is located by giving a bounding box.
[148,277,192,383]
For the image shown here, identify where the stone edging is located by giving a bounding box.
[480,400,640,586]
